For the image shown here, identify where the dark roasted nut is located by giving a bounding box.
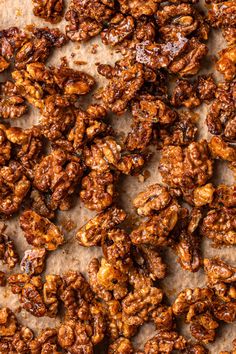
[60,270,94,320]
[20,248,47,275]
[0,125,11,166]
[105,299,138,340]
[118,0,159,18]
[171,79,200,108]
[0,307,17,336]
[122,285,163,326]
[34,149,83,210]
[157,4,209,41]
[84,136,144,174]
[0,271,6,286]
[108,337,134,354]
[174,208,202,272]
[0,225,19,269]
[204,258,236,286]
[30,190,55,219]
[0,81,28,119]
[209,136,236,162]
[159,141,213,190]
[30,328,60,353]
[32,0,64,23]
[206,81,236,140]
[197,75,217,102]
[216,46,236,81]
[65,0,115,42]
[102,228,132,272]
[143,330,187,353]
[201,207,236,246]
[184,343,209,354]
[80,170,117,212]
[58,320,93,353]
[89,257,128,300]
[208,1,236,28]
[76,206,126,247]
[133,245,166,281]
[0,161,30,215]
[20,210,64,250]
[101,14,135,47]
[97,58,144,114]
[158,111,198,148]
[133,184,172,216]
[131,202,180,246]
[67,104,108,150]
[151,305,174,331]
[193,184,215,207]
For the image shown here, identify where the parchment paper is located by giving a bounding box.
[0,0,235,352]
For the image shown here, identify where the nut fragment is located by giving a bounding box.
[20,210,64,250]
[32,0,64,23]
[216,46,236,81]
[20,248,47,275]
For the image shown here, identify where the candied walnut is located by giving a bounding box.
[151,305,174,331]
[201,207,236,246]
[0,271,6,286]
[30,190,55,219]
[14,27,66,69]
[34,149,83,210]
[118,0,159,17]
[102,228,132,272]
[84,136,144,175]
[105,299,138,340]
[0,81,28,120]
[76,206,126,247]
[89,258,128,300]
[20,248,47,275]
[65,0,115,42]
[171,79,200,109]
[211,184,236,208]
[193,184,215,207]
[97,58,144,114]
[174,208,202,272]
[172,288,218,344]
[204,258,236,286]
[32,0,64,23]
[20,210,64,250]
[122,285,163,326]
[30,328,59,354]
[209,136,236,162]
[58,320,93,353]
[168,38,208,77]
[12,326,34,353]
[216,46,236,81]
[197,75,217,102]
[133,184,171,216]
[60,271,94,320]
[156,4,209,41]
[208,1,236,28]
[159,141,213,190]
[206,81,236,140]
[143,330,187,353]
[133,245,166,280]
[0,125,11,165]
[67,104,109,150]
[43,275,62,317]
[158,111,198,148]
[0,161,30,216]
[130,202,180,246]
[80,170,117,212]
[125,119,153,152]
[223,27,236,46]
[8,274,47,317]
[108,337,134,354]
[0,225,19,269]
[184,343,209,354]
[101,14,135,47]
[0,307,17,337]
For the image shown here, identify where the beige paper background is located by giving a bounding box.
[0,0,235,352]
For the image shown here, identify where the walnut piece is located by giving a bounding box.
[20,248,47,275]
[32,0,64,23]
[20,210,64,250]
[216,46,236,81]
[0,225,19,269]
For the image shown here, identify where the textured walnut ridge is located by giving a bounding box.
[0,0,235,352]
